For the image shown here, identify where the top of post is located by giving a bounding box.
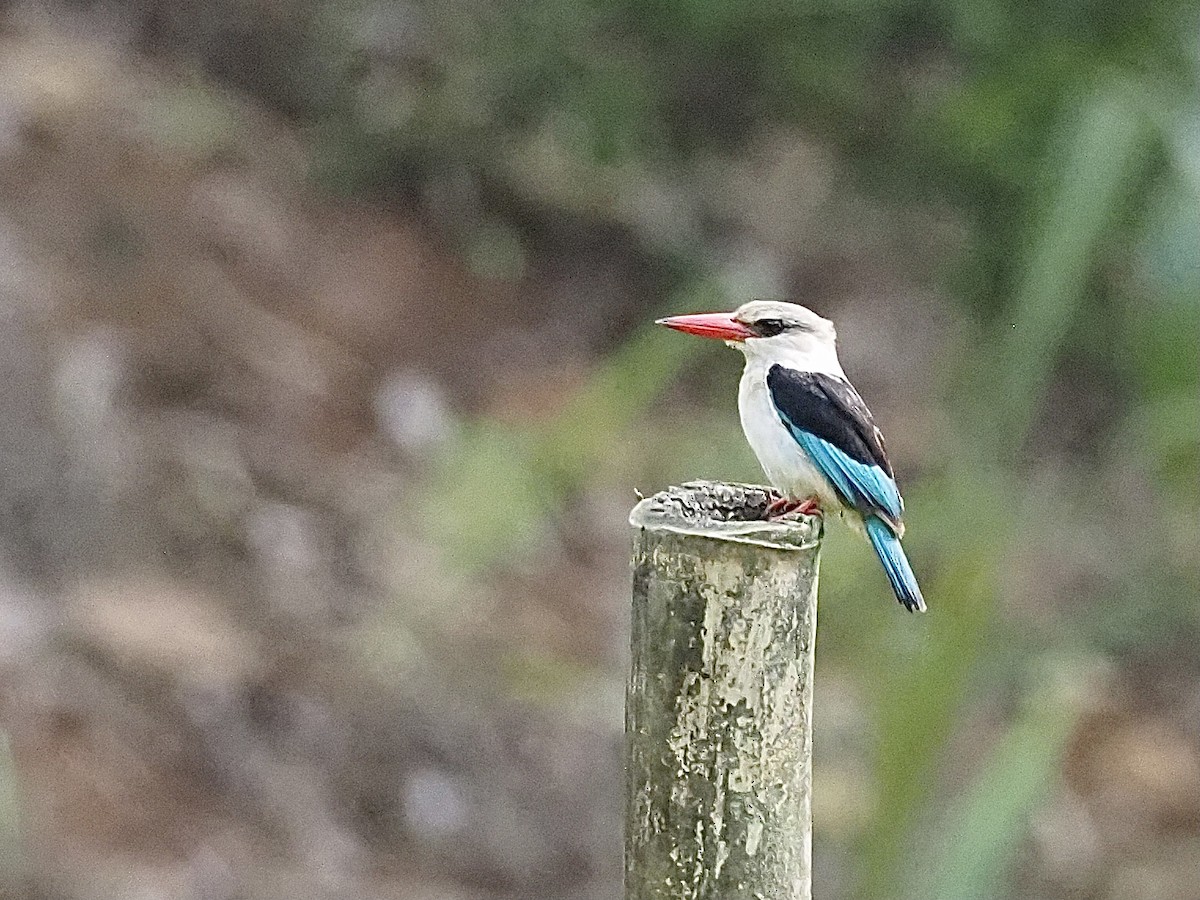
[629,480,820,551]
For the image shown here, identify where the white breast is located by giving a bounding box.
[737,362,844,510]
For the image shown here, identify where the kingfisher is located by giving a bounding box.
[657,300,925,612]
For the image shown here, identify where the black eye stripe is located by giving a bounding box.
[753,318,787,337]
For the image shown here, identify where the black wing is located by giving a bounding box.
[765,365,894,477]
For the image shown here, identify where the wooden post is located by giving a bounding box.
[626,481,821,900]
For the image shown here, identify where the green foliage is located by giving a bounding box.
[852,464,1007,900]
[283,0,1199,896]
[915,657,1096,900]
[992,86,1156,448]
[419,421,556,572]
[417,276,734,573]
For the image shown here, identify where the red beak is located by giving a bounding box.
[656,312,755,342]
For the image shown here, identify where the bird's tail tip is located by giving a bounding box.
[900,592,927,614]
[865,516,927,613]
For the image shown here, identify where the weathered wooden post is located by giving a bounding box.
[626,481,821,900]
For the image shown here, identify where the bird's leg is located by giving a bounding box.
[765,495,795,517]
[794,497,822,516]
[766,495,823,519]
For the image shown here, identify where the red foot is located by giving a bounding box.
[766,496,823,519]
[794,498,822,516]
[765,496,792,517]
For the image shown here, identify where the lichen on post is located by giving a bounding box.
[627,481,821,900]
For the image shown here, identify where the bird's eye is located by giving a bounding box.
[754,318,788,337]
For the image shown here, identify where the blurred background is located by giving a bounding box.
[0,1,1195,898]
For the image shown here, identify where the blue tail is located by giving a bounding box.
[865,516,926,612]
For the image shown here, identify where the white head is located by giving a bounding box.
[657,299,843,376]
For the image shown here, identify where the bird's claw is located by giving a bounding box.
[766,496,823,520]
[765,495,792,517]
[794,498,822,517]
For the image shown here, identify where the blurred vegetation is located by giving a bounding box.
[323,2,1198,897]
[0,0,1197,898]
[248,0,1199,896]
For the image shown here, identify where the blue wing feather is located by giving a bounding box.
[785,424,903,523]
[771,386,924,611]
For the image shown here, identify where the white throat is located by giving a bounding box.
[735,333,846,380]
